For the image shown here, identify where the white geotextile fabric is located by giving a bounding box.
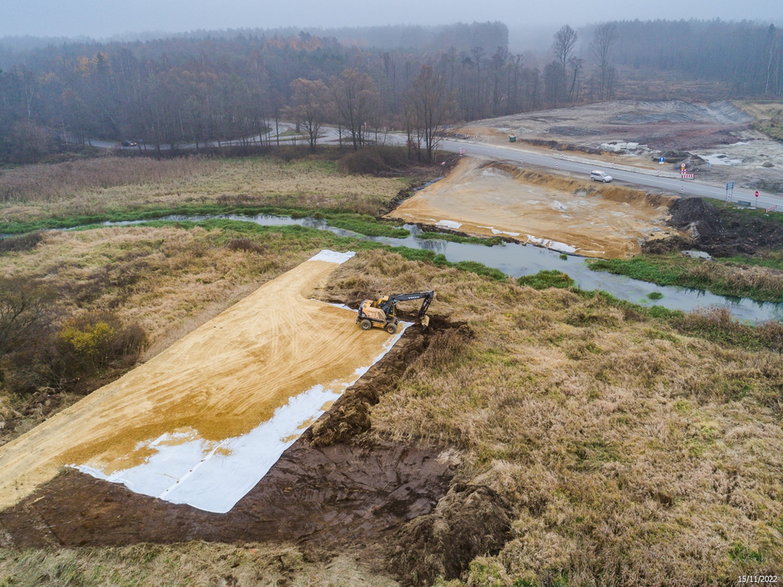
[308,249,356,264]
[435,219,462,230]
[73,316,408,513]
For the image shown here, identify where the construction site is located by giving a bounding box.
[1,98,782,585]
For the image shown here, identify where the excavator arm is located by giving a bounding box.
[388,291,435,319]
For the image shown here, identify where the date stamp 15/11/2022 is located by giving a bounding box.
[738,577,778,584]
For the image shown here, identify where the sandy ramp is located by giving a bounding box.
[0,250,402,512]
[390,158,678,258]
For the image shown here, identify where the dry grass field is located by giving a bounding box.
[0,542,394,586]
[0,155,408,223]
[1,229,781,584]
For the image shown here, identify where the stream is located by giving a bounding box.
[100,213,783,324]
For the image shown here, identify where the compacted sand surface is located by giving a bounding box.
[390,158,680,258]
[0,252,395,511]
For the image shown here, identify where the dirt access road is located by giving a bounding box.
[389,158,680,258]
[0,251,396,512]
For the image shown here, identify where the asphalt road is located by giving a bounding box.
[438,138,783,210]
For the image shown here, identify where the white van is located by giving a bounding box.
[590,170,613,183]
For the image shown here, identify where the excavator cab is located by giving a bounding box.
[357,291,435,334]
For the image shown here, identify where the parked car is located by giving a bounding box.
[590,170,613,183]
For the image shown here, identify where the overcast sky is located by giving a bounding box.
[2,0,782,39]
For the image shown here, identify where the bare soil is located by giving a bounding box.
[0,441,454,550]
[388,158,681,258]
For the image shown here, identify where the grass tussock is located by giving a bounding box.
[418,231,504,246]
[517,270,576,290]
[0,231,43,253]
[320,248,783,584]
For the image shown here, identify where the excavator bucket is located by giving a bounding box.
[420,315,430,328]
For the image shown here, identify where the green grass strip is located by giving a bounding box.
[110,219,506,281]
[417,231,503,246]
[588,255,783,303]
[0,204,409,239]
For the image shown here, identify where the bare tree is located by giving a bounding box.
[331,69,379,150]
[285,78,331,151]
[552,25,578,104]
[590,23,619,100]
[568,57,584,102]
[404,65,455,162]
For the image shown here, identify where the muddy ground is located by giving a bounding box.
[459,100,783,192]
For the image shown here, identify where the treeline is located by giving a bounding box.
[0,21,606,163]
[608,20,783,96]
[1,19,781,164]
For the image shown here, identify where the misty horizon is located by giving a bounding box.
[2,0,781,41]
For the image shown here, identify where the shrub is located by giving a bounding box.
[226,238,264,253]
[337,146,410,175]
[56,311,146,386]
[0,277,56,355]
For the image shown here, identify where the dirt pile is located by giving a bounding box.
[649,198,783,256]
[306,319,470,447]
[387,483,514,586]
[668,198,726,239]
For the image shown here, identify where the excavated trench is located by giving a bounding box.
[0,317,512,585]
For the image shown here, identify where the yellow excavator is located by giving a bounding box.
[357,291,435,334]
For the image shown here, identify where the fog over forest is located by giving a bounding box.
[1,0,781,39]
[1,0,782,165]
